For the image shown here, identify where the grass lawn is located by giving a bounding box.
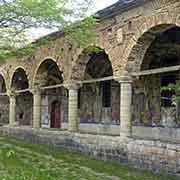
[0,136,179,180]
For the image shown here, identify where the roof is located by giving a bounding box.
[97,0,148,19]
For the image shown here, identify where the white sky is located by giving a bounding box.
[94,0,118,11]
[29,0,119,40]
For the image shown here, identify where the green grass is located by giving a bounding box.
[0,136,178,180]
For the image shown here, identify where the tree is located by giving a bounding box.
[0,0,97,60]
[161,83,180,104]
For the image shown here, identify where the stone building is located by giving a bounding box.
[1,0,180,175]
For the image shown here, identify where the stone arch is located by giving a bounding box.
[0,73,7,93]
[75,46,120,125]
[125,13,180,127]
[10,67,29,90]
[33,58,63,87]
[10,66,32,126]
[71,46,114,81]
[124,11,180,72]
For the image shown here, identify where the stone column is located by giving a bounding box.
[66,84,80,132]
[32,89,41,129]
[8,92,16,126]
[119,75,133,138]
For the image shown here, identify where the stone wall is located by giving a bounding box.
[62,123,180,141]
[0,94,33,126]
[16,94,33,126]
[0,126,180,175]
[133,72,180,127]
[0,96,9,125]
[133,75,161,126]
[79,80,120,124]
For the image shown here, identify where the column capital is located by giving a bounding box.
[30,87,41,95]
[64,81,82,90]
[7,90,16,97]
[115,71,133,83]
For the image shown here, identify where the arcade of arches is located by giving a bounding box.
[0,48,131,137]
[1,24,180,137]
[1,0,180,140]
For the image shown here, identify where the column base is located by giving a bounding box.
[33,126,41,129]
[68,127,79,133]
[120,130,132,138]
[9,121,19,127]
[68,129,79,133]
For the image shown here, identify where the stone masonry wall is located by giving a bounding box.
[79,81,120,124]
[133,75,161,126]
[16,94,33,126]
[0,96,9,125]
[1,126,180,175]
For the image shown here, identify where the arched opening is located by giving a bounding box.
[34,59,63,87]
[0,74,9,125]
[131,25,180,128]
[78,48,120,130]
[0,75,6,93]
[11,68,29,90]
[34,59,67,129]
[11,68,32,126]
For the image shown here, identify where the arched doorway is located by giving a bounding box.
[128,25,180,128]
[50,101,61,128]
[34,59,67,129]
[11,68,32,126]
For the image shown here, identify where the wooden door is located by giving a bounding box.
[50,101,61,128]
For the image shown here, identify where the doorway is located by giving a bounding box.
[50,101,61,128]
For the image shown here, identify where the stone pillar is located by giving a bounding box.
[32,89,41,129]
[119,75,133,138]
[8,92,16,126]
[66,84,80,132]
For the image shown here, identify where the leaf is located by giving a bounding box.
[6,150,15,158]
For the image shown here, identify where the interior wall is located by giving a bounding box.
[133,76,161,126]
[0,96,9,125]
[79,80,120,124]
[16,93,33,126]
[133,72,180,128]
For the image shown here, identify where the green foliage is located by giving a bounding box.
[161,83,180,92]
[0,0,97,61]
[65,16,97,47]
[161,83,180,103]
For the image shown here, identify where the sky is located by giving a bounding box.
[29,0,119,40]
[94,0,118,11]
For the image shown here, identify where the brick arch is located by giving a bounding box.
[10,66,30,90]
[32,57,63,88]
[71,45,114,81]
[124,12,180,73]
